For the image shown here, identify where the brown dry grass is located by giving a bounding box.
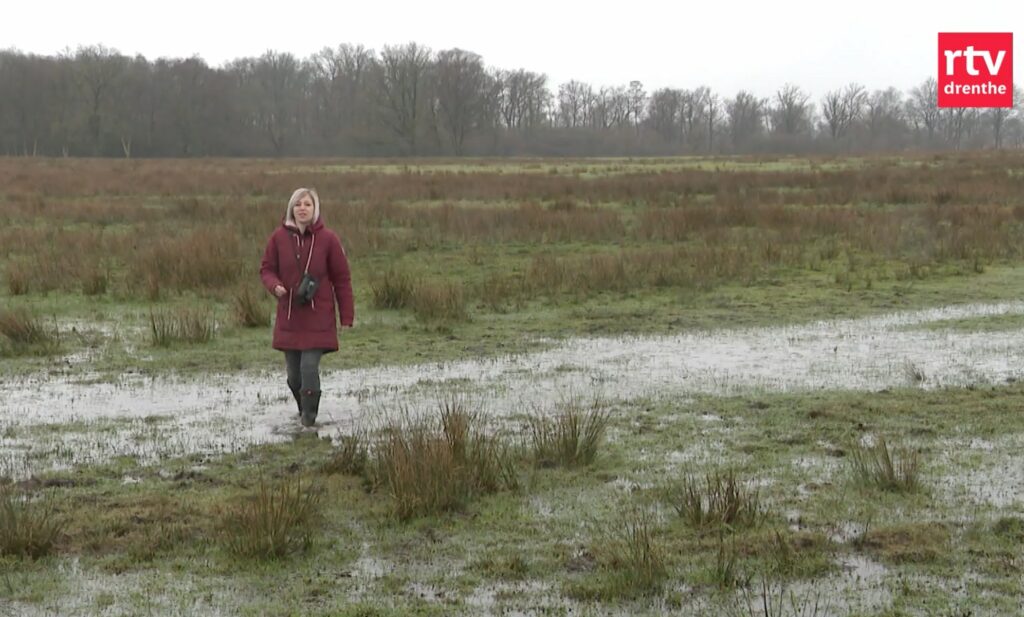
[2,152,1023,310]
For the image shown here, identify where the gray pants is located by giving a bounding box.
[285,349,325,393]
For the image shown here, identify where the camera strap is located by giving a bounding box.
[292,231,316,275]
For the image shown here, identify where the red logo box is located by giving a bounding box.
[938,32,1013,108]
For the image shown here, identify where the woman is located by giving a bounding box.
[260,188,354,427]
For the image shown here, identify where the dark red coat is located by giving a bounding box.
[260,217,354,352]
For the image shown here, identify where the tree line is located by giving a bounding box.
[1,44,1022,158]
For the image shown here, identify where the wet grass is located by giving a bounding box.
[0,310,60,357]
[363,401,519,520]
[218,476,322,560]
[848,437,922,493]
[4,154,1024,613]
[6,258,1024,378]
[232,284,271,328]
[527,398,610,468]
[148,307,217,346]
[666,468,766,531]
[572,507,668,600]
[904,311,1024,332]
[0,487,65,558]
[733,578,831,617]
[371,268,416,309]
[6,382,1024,614]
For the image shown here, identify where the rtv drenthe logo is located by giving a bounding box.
[938,32,1013,108]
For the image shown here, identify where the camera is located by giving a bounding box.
[296,272,319,304]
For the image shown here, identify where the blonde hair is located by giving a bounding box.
[284,187,321,227]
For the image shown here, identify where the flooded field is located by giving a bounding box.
[5,302,1024,616]
[6,152,1024,616]
[4,301,1024,478]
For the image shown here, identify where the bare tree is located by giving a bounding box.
[309,44,377,152]
[985,85,1023,148]
[433,48,491,154]
[557,80,595,128]
[646,87,682,143]
[821,83,865,141]
[377,42,432,154]
[770,84,812,136]
[705,90,720,153]
[726,90,766,150]
[865,87,905,146]
[49,52,78,157]
[627,80,646,130]
[591,85,629,129]
[234,51,308,156]
[158,57,224,156]
[494,68,548,130]
[906,78,941,143]
[110,55,155,158]
[942,106,981,150]
[72,45,127,155]
[0,52,55,155]
[681,87,713,151]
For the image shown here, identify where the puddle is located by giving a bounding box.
[722,555,890,617]
[935,435,1024,508]
[5,301,1024,477]
[3,558,237,617]
[838,554,888,582]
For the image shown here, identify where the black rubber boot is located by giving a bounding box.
[289,386,302,416]
[300,389,321,427]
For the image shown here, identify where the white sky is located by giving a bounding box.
[3,0,1021,101]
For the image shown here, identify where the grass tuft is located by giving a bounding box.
[601,507,667,596]
[849,436,921,493]
[366,399,518,520]
[219,476,321,560]
[321,432,369,476]
[0,488,65,559]
[149,307,217,346]
[410,280,468,322]
[80,263,108,296]
[667,468,766,531]
[233,285,270,328]
[371,268,416,309]
[4,261,30,296]
[734,577,830,617]
[527,398,610,468]
[0,310,60,356]
[572,507,667,600]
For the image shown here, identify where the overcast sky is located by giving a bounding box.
[3,1,1020,100]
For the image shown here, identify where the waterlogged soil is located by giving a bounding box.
[4,301,1024,478]
[5,302,1024,615]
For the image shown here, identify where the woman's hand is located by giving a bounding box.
[273,285,287,298]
